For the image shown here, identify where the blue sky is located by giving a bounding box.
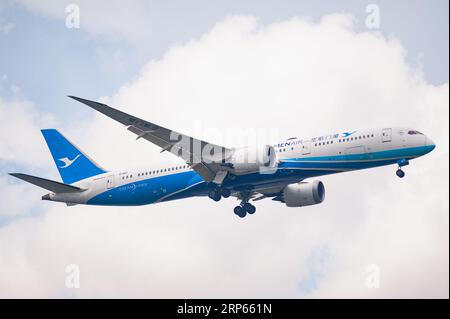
[0,0,448,122]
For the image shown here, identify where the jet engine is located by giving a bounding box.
[227,145,277,174]
[282,180,325,207]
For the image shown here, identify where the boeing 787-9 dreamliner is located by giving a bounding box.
[10,96,436,218]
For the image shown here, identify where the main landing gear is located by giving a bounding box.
[208,188,231,202]
[233,191,256,218]
[396,158,409,179]
[208,187,256,218]
[233,202,256,218]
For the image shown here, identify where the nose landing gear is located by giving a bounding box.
[396,169,405,178]
[396,159,409,178]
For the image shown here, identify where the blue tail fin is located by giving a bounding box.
[41,129,106,184]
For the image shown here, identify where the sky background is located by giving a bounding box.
[0,0,448,298]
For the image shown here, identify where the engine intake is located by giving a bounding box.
[283,180,325,207]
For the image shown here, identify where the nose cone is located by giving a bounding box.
[424,136,436,153]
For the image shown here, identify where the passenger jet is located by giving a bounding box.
[10,96,436,218]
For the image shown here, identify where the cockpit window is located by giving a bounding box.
[408,130,424,135]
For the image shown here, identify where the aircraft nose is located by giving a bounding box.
[425,136,436,152]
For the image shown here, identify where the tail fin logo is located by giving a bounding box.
[58,154,81,168]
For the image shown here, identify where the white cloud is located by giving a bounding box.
[0,14,448,298]
[0,94,54,167]
[0,79,57,220]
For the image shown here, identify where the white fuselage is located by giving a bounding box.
[47,127,435,206]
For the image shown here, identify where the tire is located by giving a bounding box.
[221,189,231,198]
[243,203,256,214]
[208,190,221,201]
[396,169,405,178]
[233,206,246,218]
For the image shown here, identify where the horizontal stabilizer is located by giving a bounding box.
[9,173,84,193]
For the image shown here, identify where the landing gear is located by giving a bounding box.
[233,205,246,218]
[396,169,405,178]
[243,202,256,214]
[208,188,231,201]
[396,158,409,179]
[233,204,256,218]
[208,187,257,218]
[208,190,221,202]
[221,188,231,198]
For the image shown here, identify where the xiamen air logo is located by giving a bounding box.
[342,131,356,138]
[58,154,81,168]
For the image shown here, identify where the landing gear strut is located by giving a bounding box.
[396,158,409,179]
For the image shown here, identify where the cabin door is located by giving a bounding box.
[382,128,392,143]
[302,141,311,155]
[106,175,115,189]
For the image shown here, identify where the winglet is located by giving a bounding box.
[68,96,108,109]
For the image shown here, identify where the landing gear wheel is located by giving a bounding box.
[233,206,246,218]
[208,190,221,202]
[243,202,256,214]
[396,169,405,178]
[221,189,231,198]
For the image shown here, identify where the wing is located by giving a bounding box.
[9,173,85,193]
[69,96,233,182]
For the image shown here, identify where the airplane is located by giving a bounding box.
[9,96,436,218]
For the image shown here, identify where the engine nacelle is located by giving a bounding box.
[283,180,325,207]
[228,145,277,174]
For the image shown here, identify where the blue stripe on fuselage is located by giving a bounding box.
[87,171,203,206]
[87,145,434,206]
